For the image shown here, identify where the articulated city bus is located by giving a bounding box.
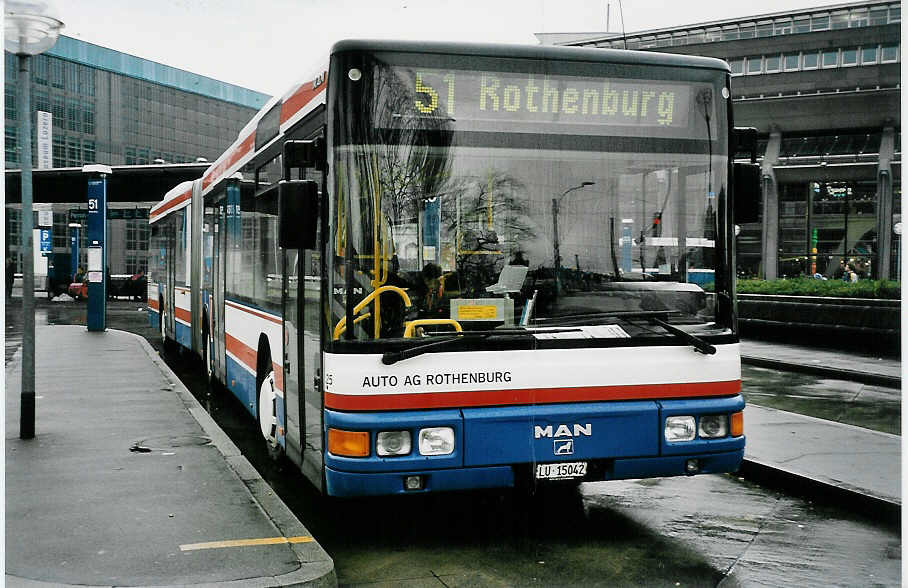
[149,40,758,497]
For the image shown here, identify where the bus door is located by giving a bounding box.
[163,216,176,338]
[301,209,323,486]
[282,166,324,487]
[282,249,303,466]
[211,195,227,382]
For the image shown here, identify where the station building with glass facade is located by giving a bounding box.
[5,35,269,277]
[540,0,901,280]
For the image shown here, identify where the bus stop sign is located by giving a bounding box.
[39,229,52,256]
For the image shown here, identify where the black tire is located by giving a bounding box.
[159,304,174,354]
[201,325,216,390]
[256,344,283,462]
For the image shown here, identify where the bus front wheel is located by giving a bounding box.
[202,326,215,389]
[257,369,282,461]
[159,308,169,350]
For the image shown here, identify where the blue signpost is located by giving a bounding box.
[69,224,80,281]
[39,229,51,256]
[84,165,112,331]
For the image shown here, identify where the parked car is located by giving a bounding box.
[109,272,146,300]
[68,281,88,299]
[67,272,146,301]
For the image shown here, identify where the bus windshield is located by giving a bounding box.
[329,50,730,345]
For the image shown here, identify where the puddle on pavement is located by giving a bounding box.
[742,365,900,435]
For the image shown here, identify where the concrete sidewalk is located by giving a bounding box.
[739,338,901,516]
[740,339,901,388]
[742,404,900,509]
[5,325,335,587]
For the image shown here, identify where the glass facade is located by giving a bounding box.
[562,1,902,282]
[777,180,878,279]
[4,46,266,169]
[4,36,270,278]
[728,43,899,81]
[591,2,901,50]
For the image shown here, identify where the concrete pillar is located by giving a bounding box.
[760,128,782,280]
[875,125,895,280]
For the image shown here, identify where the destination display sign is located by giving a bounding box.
[383,66,701,136]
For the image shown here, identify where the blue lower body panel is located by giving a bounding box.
[148,308,159,329]
[175,321,192,350]
[323,396,745,497]
[324,449,744,497]
[326,465,515,497]
[610,448,745,479]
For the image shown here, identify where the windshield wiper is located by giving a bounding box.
[381,328,581,365]
[650,318,716,355]
[533,310,716,355]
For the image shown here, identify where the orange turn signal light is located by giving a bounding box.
[328,428,370,457]
[730,411,744,437]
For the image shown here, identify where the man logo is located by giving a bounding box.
[554,439,574,455]
[534,423,592,439]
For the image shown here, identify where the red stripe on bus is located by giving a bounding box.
[272,361,283,392]
[148,298,159,311]
[203,130,256,191]
[150,188,191,222]
[224,333,284,392]
[226,332,258,375]
[324,380,742,411]
[225,300,282,325]
[280,74,327,125]
[174,306,191,323]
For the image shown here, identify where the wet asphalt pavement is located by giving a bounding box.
[4,296,901,586]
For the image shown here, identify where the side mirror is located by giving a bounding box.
[279,180,319,250]
[733,127,759,163]
[283,138,326,177]
[733,163,761,224]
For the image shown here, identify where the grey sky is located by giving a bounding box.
[55,0,850,96]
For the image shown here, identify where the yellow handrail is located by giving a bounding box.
[332,285,412,340]
[403,319,463,338]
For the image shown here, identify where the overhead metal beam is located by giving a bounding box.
[4,163,209,204]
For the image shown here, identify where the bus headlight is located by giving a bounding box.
[418,427,455,455]
[698,415,728,438]
[664,416,696,442]
[376,431,411,456]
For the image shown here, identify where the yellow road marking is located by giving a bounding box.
[180,536,314,551]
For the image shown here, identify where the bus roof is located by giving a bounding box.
[150,180,194,224]
[329,39,731,73]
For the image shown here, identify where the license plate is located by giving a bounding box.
[535,461,588,480]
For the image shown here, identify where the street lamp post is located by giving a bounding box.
[5,0,64,439]
[553,181,595,296]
